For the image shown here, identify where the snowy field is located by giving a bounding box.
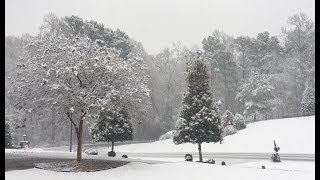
[6,161,314,180]
[6,116,315,180]
[110,116,315,154]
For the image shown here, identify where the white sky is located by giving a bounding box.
[5,0,315,55]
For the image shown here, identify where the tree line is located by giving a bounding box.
[5,12,315,150]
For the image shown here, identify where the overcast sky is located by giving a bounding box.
[5,0,315,55]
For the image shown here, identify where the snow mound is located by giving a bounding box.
[159,131,175,140]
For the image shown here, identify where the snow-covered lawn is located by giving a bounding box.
[6,116,314,179]
[6,161,314,180]
[231,160,314,172]
[111,116,315,154]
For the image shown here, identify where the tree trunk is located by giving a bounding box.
[111,141,114,152]
[223,74,229,111]
[242,53,246,79]
[76,119,84,161]
[50,109,56,142]
[198,143,203,162]
[69,121,72,152]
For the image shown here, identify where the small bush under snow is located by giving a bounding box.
[223,124,237,136]
[234,113,246,130]
[159,131,175,140]
[85,148,98,155]
[221,110,234,127]
[203,159,215,164]
[185,154,193,161]
[108,151,116,157]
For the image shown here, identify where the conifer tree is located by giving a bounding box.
[5,121,12,148]
[221,110,234,127]
[234,113,246,130]
[301,86,315,116]
[90,105,134,154]
[173,55,222,162]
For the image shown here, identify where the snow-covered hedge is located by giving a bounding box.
[159,130,175,140]
[223,124,237,136]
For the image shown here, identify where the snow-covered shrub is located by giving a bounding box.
[234,113,246,130]
[245,112,263,122]
[204,159,215,164]
[84,148,98,155]
[122,155,128,158]
[235,121,246,130]
[223,124,237,136]
[301,86,315,116]
[234,113,245,123]
[108,151,116,157]
[221,110,234,127]
[185,154,193,161]
[159,130,175,140]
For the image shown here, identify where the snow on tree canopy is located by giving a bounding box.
[235,72,275,118]
[7,34,150,120]
[234,113,245,123]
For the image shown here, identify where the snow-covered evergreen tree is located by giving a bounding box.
[5,120,12,148]
[221,110,238,136]
[301,86,315,116]
[221,110,234,127]
[234,113,246,130]
[173,55,222,162]
[89,105,133,153]
[235,72,275,121]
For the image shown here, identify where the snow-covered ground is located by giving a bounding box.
[6,116,314,180]
[6,161,314,180]
[231,160,315,172]
[111,116,315,154]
